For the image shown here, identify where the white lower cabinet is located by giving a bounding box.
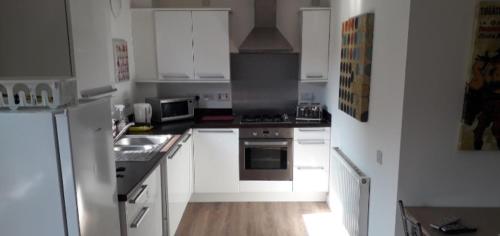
[293,128,331,192]
[165,130,193,236]
[193,129,239,193]
[120,166,163,236]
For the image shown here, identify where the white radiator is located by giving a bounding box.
[329,147,370,236]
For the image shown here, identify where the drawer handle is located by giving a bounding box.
[182,133,192,143]
[168,144,182,159]
[298,140,326,145]
[130,207,150,228]
[197,73,225,79]
[197,130,234,133]
[129,185,148,204]
[306,74,324,79]
[160,73,190,79]
[297,166,325,170]
[298,128,326,132]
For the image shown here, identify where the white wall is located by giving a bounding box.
[69,0,135,109]
[397,0,500,225]
[110,0,137,107]
[326,0,411,235]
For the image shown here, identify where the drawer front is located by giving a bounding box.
[293,167,329,192]
[293,140,330,168]
[294,127,331,140]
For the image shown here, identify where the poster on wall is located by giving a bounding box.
[112,39,130,82]
[460,2,500,151]
[338,13,374,122]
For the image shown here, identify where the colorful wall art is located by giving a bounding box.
[460,2,500,151]
[339,13,374,122]
[112,39,130,82]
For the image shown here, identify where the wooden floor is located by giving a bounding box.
[176,202,334,236]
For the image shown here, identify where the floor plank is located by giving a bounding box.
[176,202,333,236]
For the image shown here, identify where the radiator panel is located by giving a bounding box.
[329,147,370,236]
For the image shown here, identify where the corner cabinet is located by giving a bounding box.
[155,9,230,82]
[300,8,331,82]
[164,130,193,236]
[193,129,239,193]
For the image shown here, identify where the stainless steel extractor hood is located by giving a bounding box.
[239,0,293,53]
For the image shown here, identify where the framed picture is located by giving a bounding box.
[459,2,500,151]
[338,13,374,122]
[112,39,130,82]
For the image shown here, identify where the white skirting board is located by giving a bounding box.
[190,192,328,202]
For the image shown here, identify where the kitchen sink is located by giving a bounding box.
[114,135,170,147]
[114,135,172,162]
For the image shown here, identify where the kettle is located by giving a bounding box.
[134,103,152,125]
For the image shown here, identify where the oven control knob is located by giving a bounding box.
[275,132,280,136]
[252,132,258,136]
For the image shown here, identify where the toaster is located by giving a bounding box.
[296,103,323,121]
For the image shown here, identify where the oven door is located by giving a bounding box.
[239,139,293,181]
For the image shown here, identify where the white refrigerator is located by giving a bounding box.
[0,98,121,236]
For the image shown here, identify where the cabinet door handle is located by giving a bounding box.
[160,73,190,79]
[298,140,326,145]
[130,207,150,228]
[298,128,326,132]
[306,74,324,79]
[197,130,234,133]
[168,144,182,159]
[182,133,192,143]
[297,166,325,170]
[197,73,225,79]
[129,185,148,204]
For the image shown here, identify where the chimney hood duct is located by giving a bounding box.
[239,0,293,53]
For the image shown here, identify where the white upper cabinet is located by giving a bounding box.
[152,9,230,82]
[155,11,194,80]
[300,9,331,82]
[192,11,230,81]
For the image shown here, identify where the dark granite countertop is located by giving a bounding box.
[116,109,331,201]
[116,135,182,202]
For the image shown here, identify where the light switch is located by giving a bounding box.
[376,150,383,165]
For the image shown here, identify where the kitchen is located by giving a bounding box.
[6,0,499,236]
[1,0,339,236]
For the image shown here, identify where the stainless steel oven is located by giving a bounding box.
[239,128,293,181]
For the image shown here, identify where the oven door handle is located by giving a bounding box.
[243,141,289,147]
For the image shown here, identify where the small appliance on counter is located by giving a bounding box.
[296,103,323,121]
[133,103,152,125]
[146,97,195,123]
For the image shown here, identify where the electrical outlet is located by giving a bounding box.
[376,150,383,165]
[217,93,230,101]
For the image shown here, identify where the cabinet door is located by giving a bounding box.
[155,11,194,80]
[192,11,230,81]
[166,143,190,236]
[193,129,239,193]
[300,10,330,81]
[293,140,330,192]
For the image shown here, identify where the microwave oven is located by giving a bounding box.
[145,97,195,122]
